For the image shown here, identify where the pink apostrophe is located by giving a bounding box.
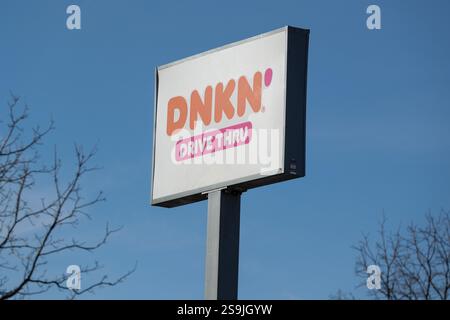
[264,68,273,87]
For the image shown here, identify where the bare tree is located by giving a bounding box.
[0,93,134,299]
[354,210,450,300]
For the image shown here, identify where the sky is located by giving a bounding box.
[1,0,450,299]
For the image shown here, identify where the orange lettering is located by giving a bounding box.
[214,80,235,123]
[237,71,262,117]
[190,86,212,130]
[166,70,266,136]
[167,96,187,136]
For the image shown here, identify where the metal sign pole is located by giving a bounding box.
[204,188,241,300]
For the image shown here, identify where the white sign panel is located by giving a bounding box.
[152,26,309,207]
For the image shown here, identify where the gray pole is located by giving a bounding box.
[204,188,241,300]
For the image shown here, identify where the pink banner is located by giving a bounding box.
[175,121,253,161]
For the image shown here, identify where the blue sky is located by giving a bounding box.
[1,0,450,299]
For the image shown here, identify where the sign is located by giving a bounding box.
[151,26,309,207]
